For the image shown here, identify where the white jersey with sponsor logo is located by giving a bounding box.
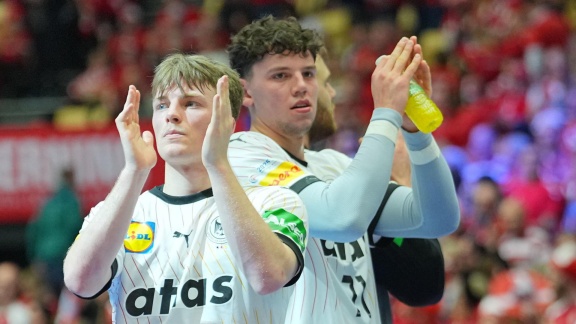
[80,185,308,324]
[229,131,381,324]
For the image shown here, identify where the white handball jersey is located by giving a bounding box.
[80,185,308,324]
[229,131,382,324]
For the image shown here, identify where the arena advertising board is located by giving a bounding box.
[0,121,164,223]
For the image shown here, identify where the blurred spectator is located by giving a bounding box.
[25,0,94,96]
[465,176,502,246]
[457,124,500,205]
[0,0,33,97]
[18,268,50,324]
[502,144,565,233]
[67,46,114,105]
[190,14,230,65]
[440,233,506,323]
[219,0,254,37]
[434,73,497,147]
[344,14,398,125]
[545,235,576,323]
[530,107,569,200]
[25,168,83,317]
[66,46,118,125]
[0,262,35,323]
[494,197,552,267]
[477,200,555,323]
[478,266,555,323]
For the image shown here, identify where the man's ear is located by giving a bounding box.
[240,79,253,108]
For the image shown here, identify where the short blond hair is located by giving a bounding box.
[152,53,244,119]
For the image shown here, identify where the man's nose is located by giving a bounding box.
[293,73,308,96]
[165,104,182,123]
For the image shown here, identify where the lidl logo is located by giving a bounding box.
[125,221,155,253]
[259,162,304,187]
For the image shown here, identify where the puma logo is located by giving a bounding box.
[173,230,193,248]
[229,134,247,143]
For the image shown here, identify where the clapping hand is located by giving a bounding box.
[115,85,157,172]
[371,37,422,117]
[202,76,235,170]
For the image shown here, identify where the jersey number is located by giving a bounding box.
[342,275,371,318]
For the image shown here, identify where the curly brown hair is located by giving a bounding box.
[227,15,324,78]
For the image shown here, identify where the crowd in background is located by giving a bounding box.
[2,0,576,322]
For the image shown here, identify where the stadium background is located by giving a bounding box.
[1,0,576,322]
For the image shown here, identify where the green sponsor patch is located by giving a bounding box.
[262,208,307,252]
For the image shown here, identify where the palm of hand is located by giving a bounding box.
[121,120,157,170]
[202,76,234,169]
[116,85,157,171]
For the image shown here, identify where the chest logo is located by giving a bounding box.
[173,230,193,248]
[206,215,227,245]
[125,221,155,253]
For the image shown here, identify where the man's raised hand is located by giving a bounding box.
[202,76,235,170]
[115,85,157,172]
[371,37,422,115]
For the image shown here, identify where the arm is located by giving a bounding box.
[298,38,424,242]
[372,132,446,306]
[299,109,399,241]
[204,76,306,294]
[390,131,411,186]
[373,132,460,237]
[372,38,460,238]
[63,86,157,298]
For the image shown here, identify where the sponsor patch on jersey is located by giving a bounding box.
[259,162,305,187]
[206,214,227,245]
[262,208,307,252]
[124,221,155,253]
[256,159,273,174]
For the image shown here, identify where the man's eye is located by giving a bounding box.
[156,103,167,110]
[303,71,316,78]
[186,101,198,108]
[273,73,286,79]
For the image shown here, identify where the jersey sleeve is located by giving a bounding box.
[305,148,352,177]
[373,131,461,238]
[73,201,125,299]
[245,186,308,285]
[230,109,407,243]
[309,134,459,239]
[296,109,403,242]
[80,202,126,276]
[228,132,320,189]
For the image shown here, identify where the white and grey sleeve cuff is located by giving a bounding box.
[365,108,402,143]
[402,131,440,165]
